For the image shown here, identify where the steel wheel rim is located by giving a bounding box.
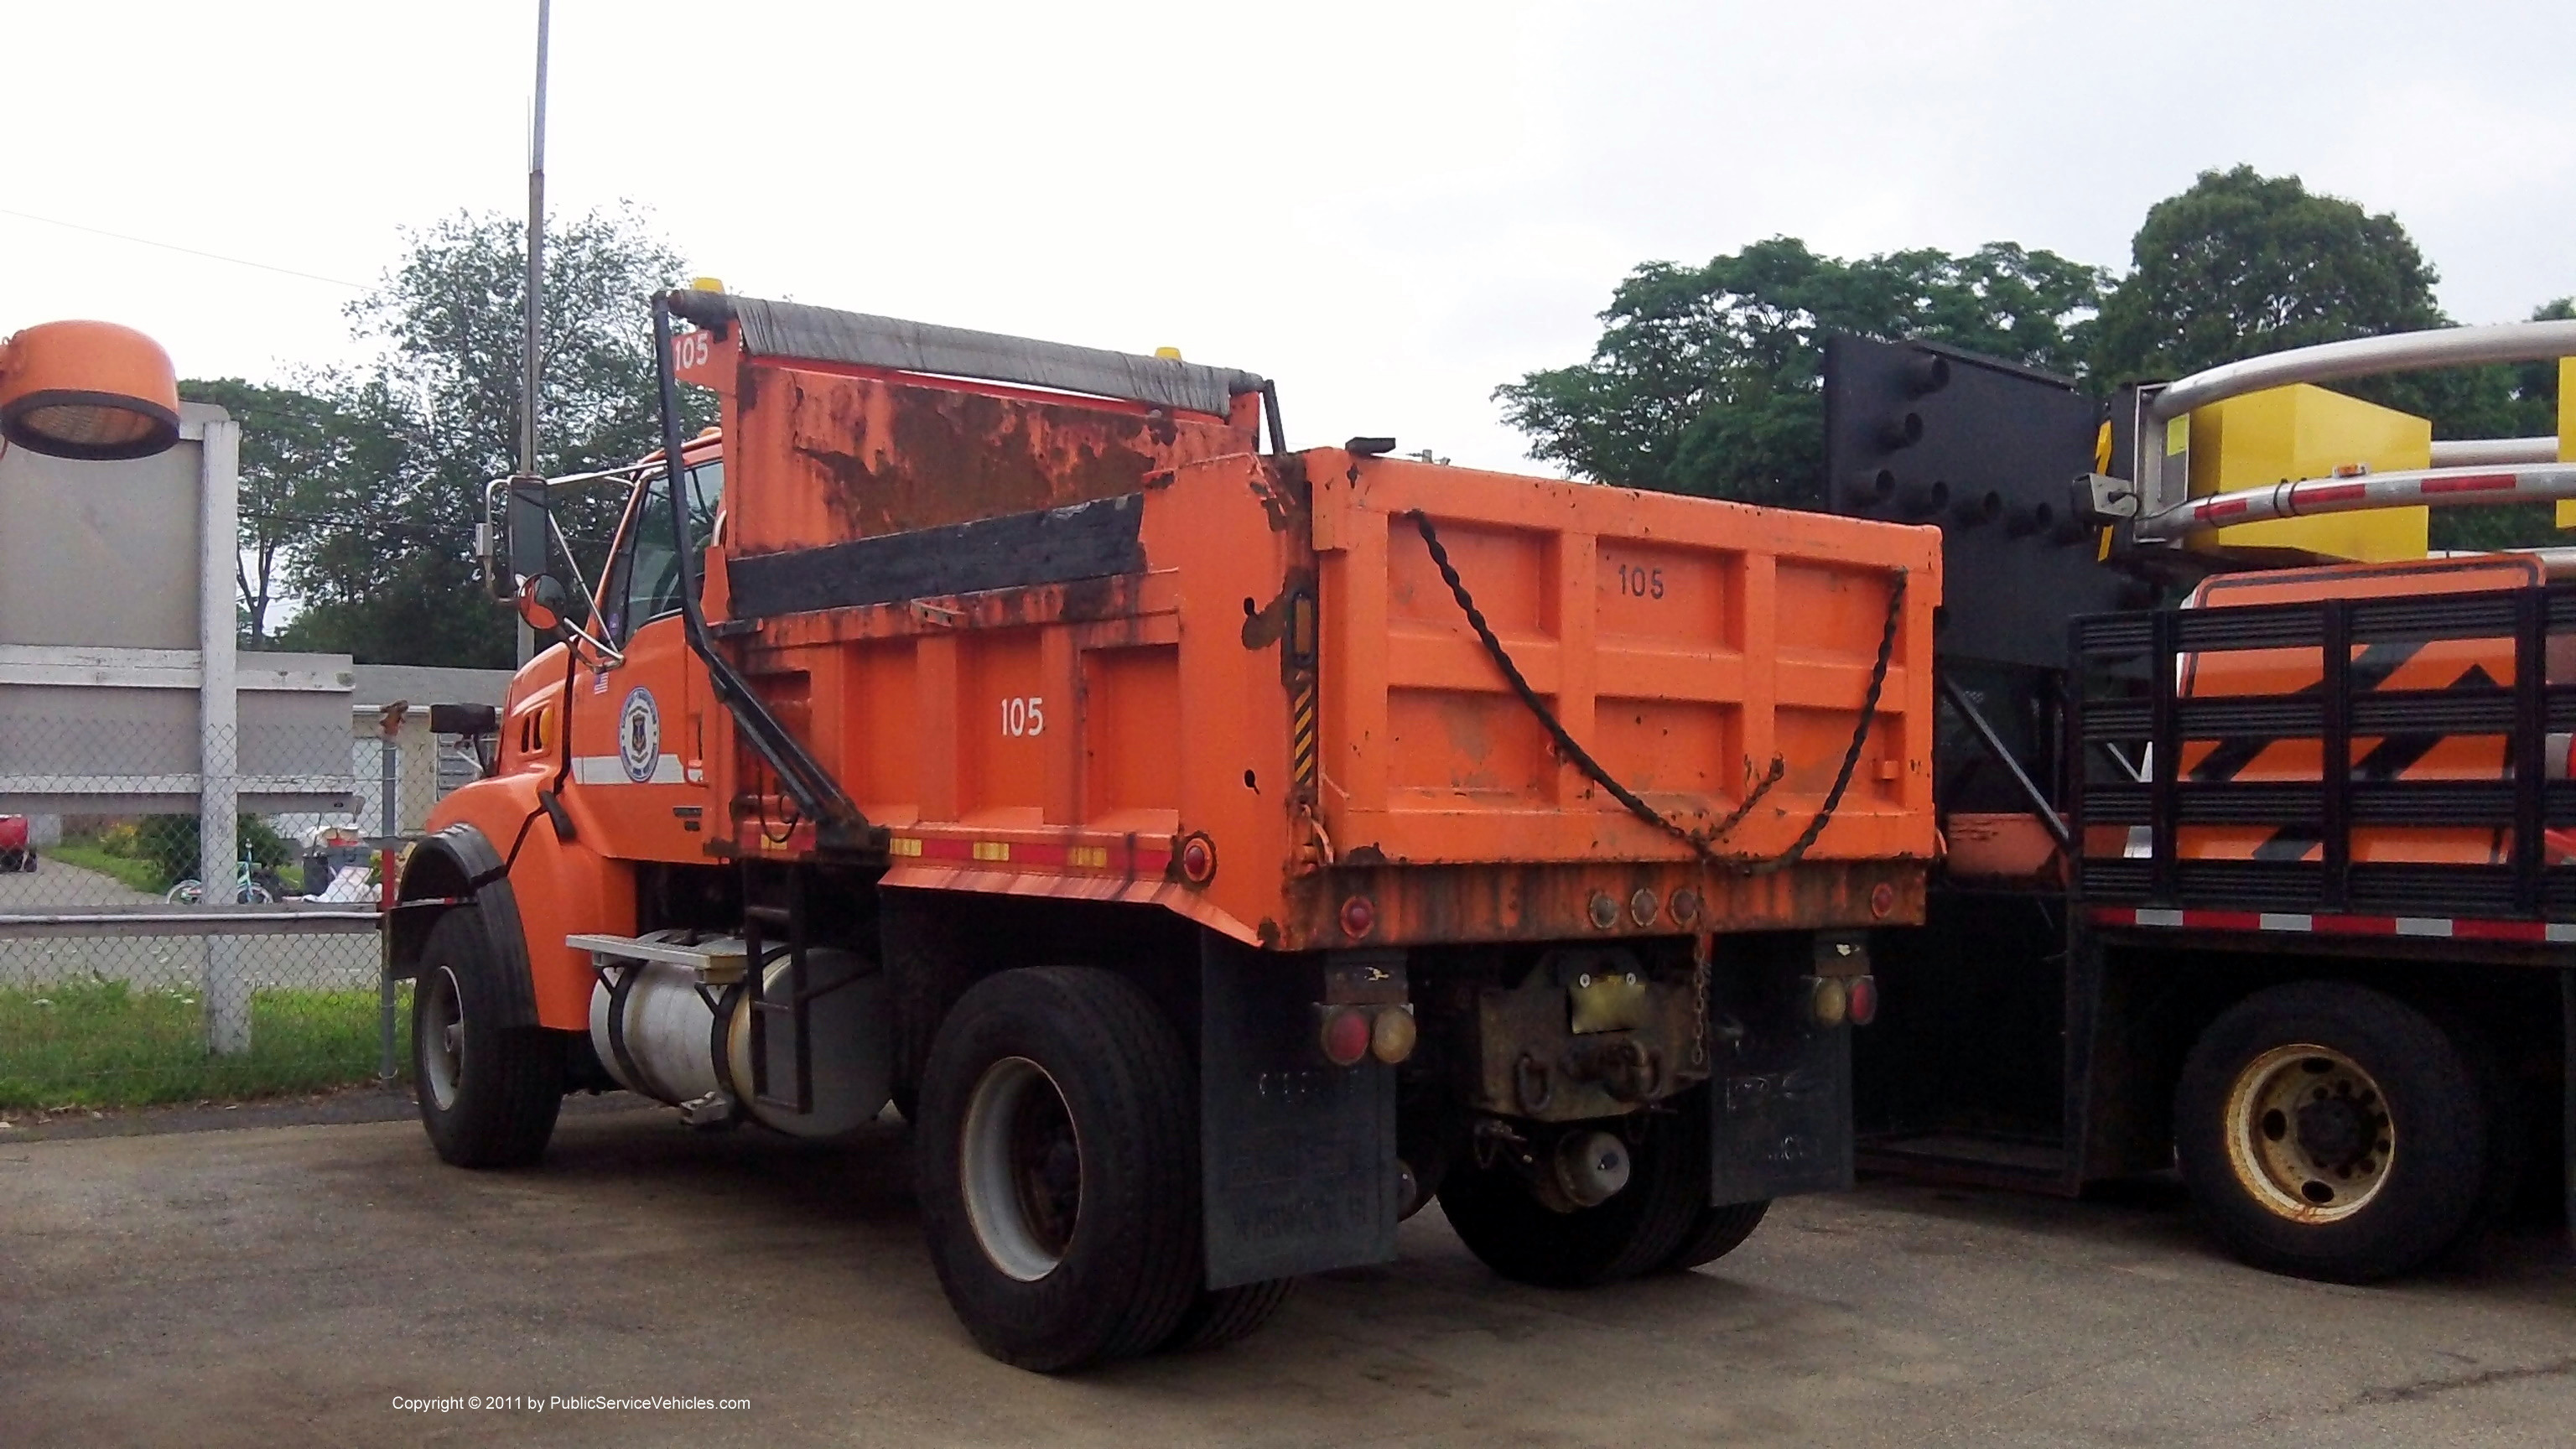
[2223,1042,2393,1223]
[423,966,465,1112]
[959,1056,1082,1282]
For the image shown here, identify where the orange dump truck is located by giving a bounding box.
[390,289,1940,1369]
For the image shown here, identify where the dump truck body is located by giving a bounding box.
[394,293,1939,1368]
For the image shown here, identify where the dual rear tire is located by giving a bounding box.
[915,967,1293,1372]
[1438,1088,1771,1287]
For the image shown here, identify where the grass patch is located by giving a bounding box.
[45,841,170,896]
[0,978,408,1109]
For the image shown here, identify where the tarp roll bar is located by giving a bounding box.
[667,291,1266,418]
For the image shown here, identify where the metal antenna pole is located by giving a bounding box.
[515,0,551,664]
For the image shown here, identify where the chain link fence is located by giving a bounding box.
[0,715,468,1114]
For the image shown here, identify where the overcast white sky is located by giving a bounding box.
[10,1,2571,475]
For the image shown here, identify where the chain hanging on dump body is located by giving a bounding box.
[1402,509,1904,875]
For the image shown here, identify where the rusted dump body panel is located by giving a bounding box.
[723,356,1259,549]
[683,325,1940,952]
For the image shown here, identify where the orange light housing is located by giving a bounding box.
[0,320,180,460]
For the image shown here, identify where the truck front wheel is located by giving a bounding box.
[916,967,1201,1372]
[413,909,564,1168]
[1437,1111,1702,1287]
[2174,981,2486,1283]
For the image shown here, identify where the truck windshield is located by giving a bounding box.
[598,460,723,646]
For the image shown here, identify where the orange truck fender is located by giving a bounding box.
[390,662,638,1032]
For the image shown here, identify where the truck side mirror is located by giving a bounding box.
[507,475,552,586]
[517,574,568,634]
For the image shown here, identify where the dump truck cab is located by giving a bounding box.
[392,289,1941,1370]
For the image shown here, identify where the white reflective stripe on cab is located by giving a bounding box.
[570,754,686,785]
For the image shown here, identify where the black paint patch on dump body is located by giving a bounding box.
[727,492,1145,619]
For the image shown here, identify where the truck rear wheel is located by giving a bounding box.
[1161,1278,1296,1353]
[1437,1112,1701,1288]
[2174,981,2486,1283]
[1661,1200,1770,1272]
[916,967,1199,1372]
[1649,1087,1769,1273]
[413,909,564,1169]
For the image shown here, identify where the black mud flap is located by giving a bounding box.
[1200,935,1397,1289]
[1709,943,1854,1207]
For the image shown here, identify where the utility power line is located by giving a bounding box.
[0,205,367,291]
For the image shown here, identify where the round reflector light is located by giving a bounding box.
[1320,1006,1371,1067]
[1338,895,1375,939]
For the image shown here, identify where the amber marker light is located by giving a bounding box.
[0,320,180,460]
[1810,975,1851,1027]
[1369,1006,1417,1064]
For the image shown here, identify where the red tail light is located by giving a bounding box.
[1320,1005,1372,1067]
[1846,974,1879,1026]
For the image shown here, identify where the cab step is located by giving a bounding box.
[567,930,750,986]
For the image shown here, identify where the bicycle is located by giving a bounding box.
[165,849,278,906]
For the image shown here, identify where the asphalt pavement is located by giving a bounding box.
[3,1099,2571,1447]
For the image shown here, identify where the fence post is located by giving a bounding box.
[377,719,400,1083]
[198,418,251,1057]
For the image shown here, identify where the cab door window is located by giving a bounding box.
[597,460,724,647]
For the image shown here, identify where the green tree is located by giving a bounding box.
[2096,169,2565,548]
[2504,296,2573,435]
[175,377,383,647]
[1498,237,2106,507]
[2091,167,2543,448]
[2093,166,2445,385]
[274,205,704,667]
[2415,298,2573,553]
